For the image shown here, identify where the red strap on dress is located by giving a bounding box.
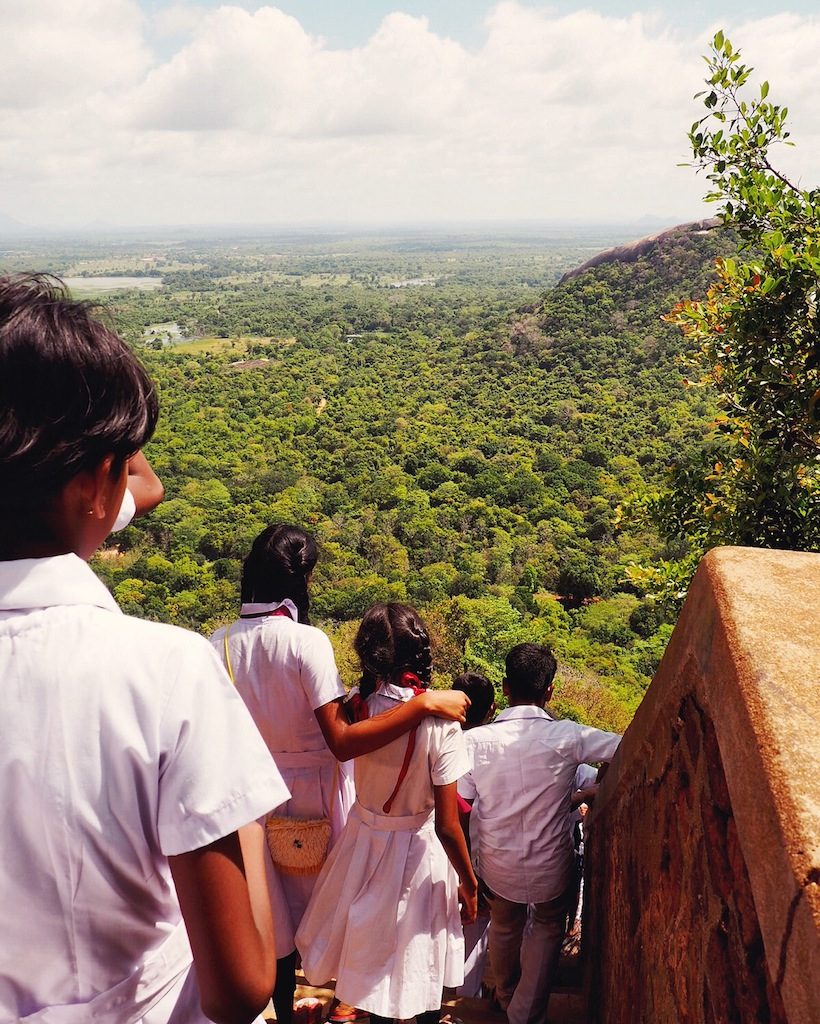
[382,672,425,814]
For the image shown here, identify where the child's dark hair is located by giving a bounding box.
[453,671,494,727]
[505,643,557,704]
[241,523,318,624]
[0,273,158,511]
[354,603,433,701]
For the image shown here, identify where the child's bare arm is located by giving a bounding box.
[571,783,600,809]
[314,690,470,762]
[169,828,275,1024]
[434,781,478,924]
[127,450,164,517]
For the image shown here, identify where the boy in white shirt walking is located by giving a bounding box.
[458,643,621,1024]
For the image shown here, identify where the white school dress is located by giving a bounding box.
[296,682,469,1018]
[211,602,355,958]
[0,554,289,1024]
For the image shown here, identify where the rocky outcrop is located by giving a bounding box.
[559,218,721,284]
[584,547,820,1023]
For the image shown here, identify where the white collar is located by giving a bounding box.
[494,704,554,723]
[239,598,300,622]
[0,554,121,614]
[376,680,418,702]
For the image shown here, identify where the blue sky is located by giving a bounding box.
[1,1,818,229]
[142,1,820,50]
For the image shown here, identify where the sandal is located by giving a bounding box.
[294,998,324,1024]
[328,1005,368,1023]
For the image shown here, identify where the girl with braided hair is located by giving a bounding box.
[211,535,470,1024]
[296,603,478,1024]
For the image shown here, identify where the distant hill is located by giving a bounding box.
[0,211,25,231]
[499,218,737,498]
[558,218,722,284]
[524,216,737,352]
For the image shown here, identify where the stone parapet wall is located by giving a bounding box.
[584,547,820,1023]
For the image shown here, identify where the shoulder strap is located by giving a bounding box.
[382,726,419,814]
[222,625,236,686]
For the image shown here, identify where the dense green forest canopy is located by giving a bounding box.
[1,226,731,731]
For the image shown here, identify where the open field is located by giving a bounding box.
[171,334,293,355]
[63,275,164,295]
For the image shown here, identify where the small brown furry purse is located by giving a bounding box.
[264,815,333,876]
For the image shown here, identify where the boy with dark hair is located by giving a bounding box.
[458,642,621,1024]
[453,671,496,729]
[504,643,557,704]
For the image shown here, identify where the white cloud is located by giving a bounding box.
[0,0,150,110]
[0,2,818,227]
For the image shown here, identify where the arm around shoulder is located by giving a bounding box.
[314,688,470,762]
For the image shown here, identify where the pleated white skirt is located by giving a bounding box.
[296,801,464,1017]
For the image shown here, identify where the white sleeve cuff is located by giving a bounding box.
[111,488,137,532]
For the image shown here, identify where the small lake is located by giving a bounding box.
[63,276,163,294]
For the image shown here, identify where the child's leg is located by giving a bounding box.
[368,1014,394,1024]
[487,893,528,1011]
[506,889,571,1024]
[273,950,297,1024]
[416,1010,441,1024]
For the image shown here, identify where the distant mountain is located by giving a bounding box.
[505,219,736,445]
[0,211,25,231]
[559,218,722,284]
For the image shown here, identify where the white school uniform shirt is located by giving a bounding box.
[210,603,355,958]
[211,601,346,756]
[458,705,620,904]
[0,554,290,1024]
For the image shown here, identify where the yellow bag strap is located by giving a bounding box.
[223,624,236,686]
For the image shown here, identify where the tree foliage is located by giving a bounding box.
[629,33,820,605]
[1,219,733,730]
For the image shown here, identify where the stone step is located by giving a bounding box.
[263,974,588,1024]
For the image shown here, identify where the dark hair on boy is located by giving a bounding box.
[453,671,494,728]
[241,523,319,624]
[505,643,558,704]
[0,273,158,512]
[354,602,433,701]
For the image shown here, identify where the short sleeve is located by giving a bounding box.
[573,725,621,765]
[157,634,290,856]
[431,720,470,787]
[299,627,345,712]
[456,731,477,800]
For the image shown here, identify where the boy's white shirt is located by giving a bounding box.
[0,553,289,1023]
[458,704,620,904]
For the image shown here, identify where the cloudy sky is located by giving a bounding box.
[1,1,818,230]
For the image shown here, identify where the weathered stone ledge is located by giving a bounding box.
[584,546,820,1023]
